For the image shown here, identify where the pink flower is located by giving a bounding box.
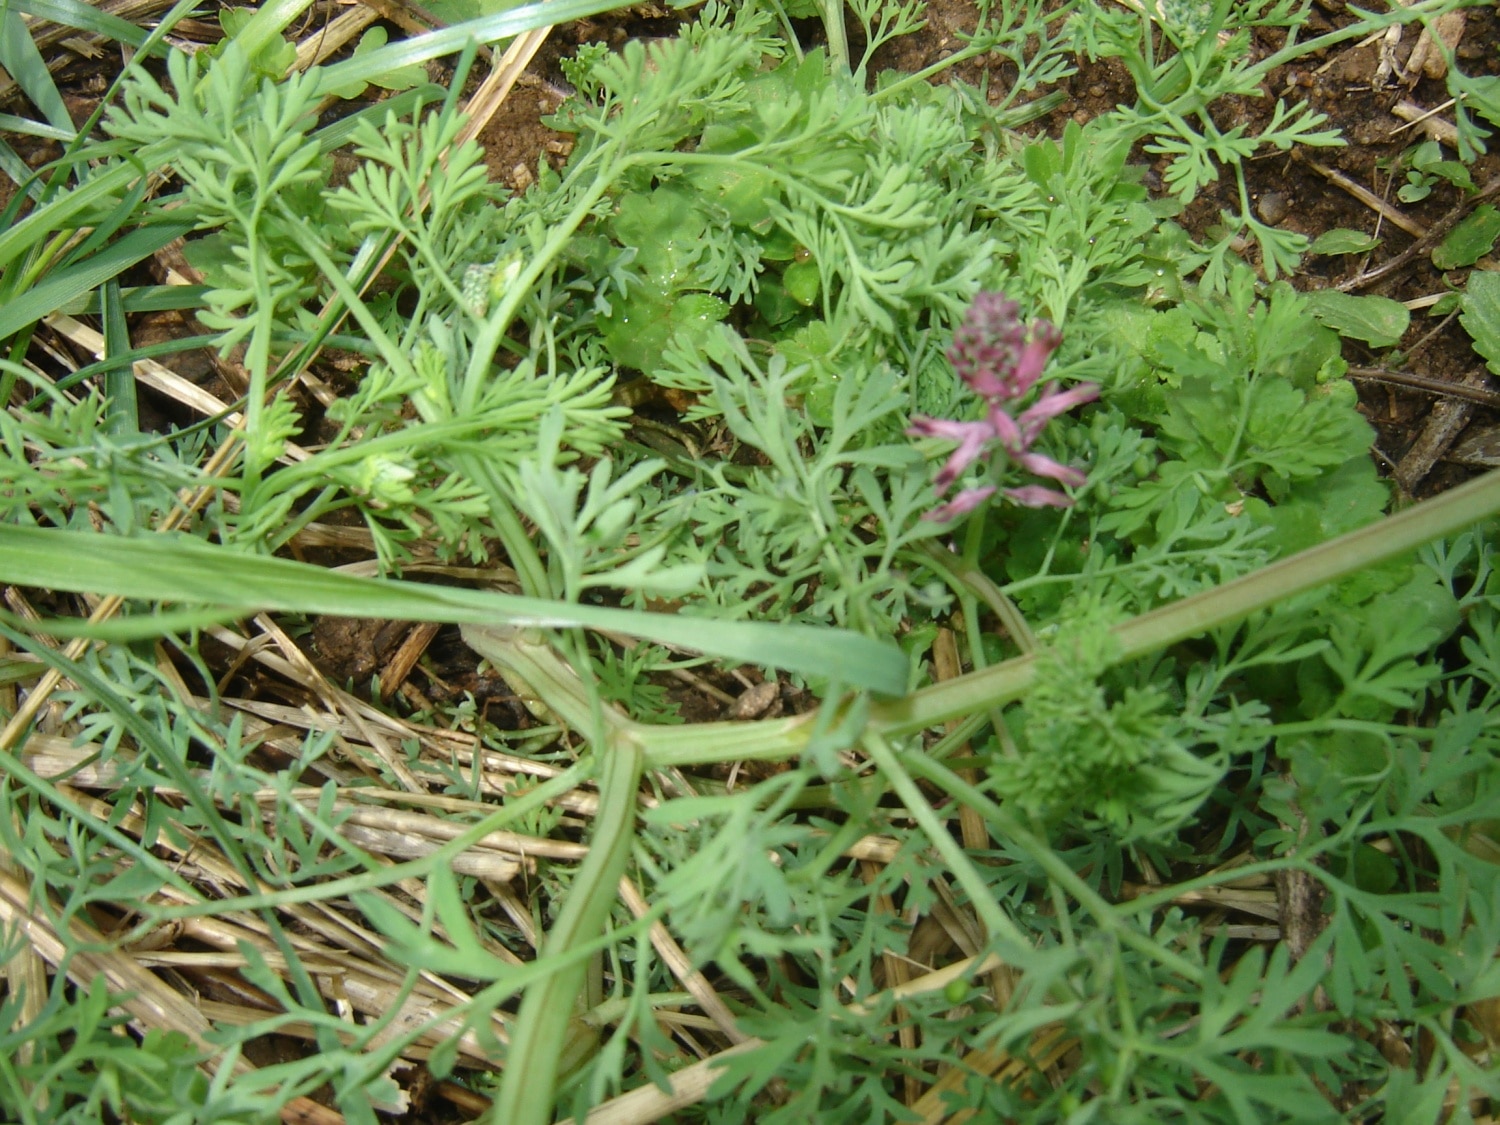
[906,416,993,491]
[907,293,1097,521]
[926,486,999,522]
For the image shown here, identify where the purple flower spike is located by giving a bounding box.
[909,292,1097,522]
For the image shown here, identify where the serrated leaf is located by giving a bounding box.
[1433,206,1500,270]
[1455,73,1500,129]
[1462,271,1500,375]
[1308,228,1381,255]
[1303,290,1409,347]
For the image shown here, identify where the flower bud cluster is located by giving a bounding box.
[908,292,1098,521]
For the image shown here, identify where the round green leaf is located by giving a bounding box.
[1433,206,1500,271]
[1303,290,1410,348]
[1308,228,1382,256]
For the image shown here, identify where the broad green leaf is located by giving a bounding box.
[1432,206,1500,270]
[1308,228,1381,256]
[326,27,427,100]
[0,527,909,696]
[1462,270,1500,376]
[1303,290,1409,348]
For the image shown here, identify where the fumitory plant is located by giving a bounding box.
[907,291,1099,519]
[2,0,1500,1121]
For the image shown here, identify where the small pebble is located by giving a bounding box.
[1088,84,1106,99]
[729,681,780,720]
[1257,191,1290,225]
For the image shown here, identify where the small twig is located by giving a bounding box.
[1391,98,1460,148]
[1337,174,1500,292]
[1347,366,1500,409]
[377,621,441,701]
[1297,153,1427,238]
[1403,308,1462,361]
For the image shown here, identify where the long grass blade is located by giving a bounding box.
[0,527,911,695]
[0,9,73,136]
[99,280,137,435]
[310,0,635,95]
[10,0,149,46]
[0,221,194,339]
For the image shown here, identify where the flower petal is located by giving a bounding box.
[922,486,997,521]
[1017,381,1099,431]
[1007,322,1063,398]
[1003,484,1076,508]
[1014,451,1087,486]
[908,416,994,492]
[986,405,1022,453]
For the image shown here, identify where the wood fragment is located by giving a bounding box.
[377,621,441,701]
[932,627,990,852]
[1392,99,1461,148]
[1297,155,1426,238]
[1403,11,1465,82]
[1395,367,1497,494]
[293,4,380,71]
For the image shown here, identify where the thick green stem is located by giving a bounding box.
[873,468,1500,736]
[821,0,850,73]
[490,469,1500,770]
[487,734,643,1125]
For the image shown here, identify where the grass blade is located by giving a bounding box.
[0,527,910,695]
[10,0,149,46]
[100,280,137,435]
[0,9,72,135]
[310,0,636,95]
[0,221,194,338]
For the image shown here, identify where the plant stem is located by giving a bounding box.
[873,468,1500,736]
[487,736,644,1125]
[821,0,850,73]
[861,729,1033,954]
